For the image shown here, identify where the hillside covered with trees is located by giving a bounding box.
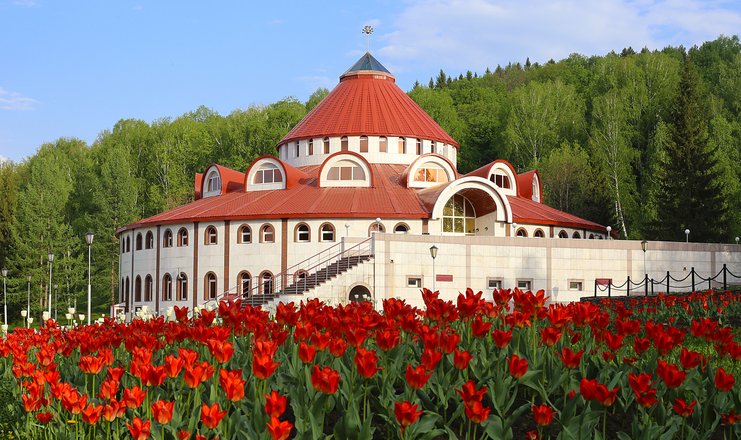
[0,36,739,318]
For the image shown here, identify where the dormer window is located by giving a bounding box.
[327,160,366,181]
[206,171,221,193]
[414,164,449,183]
[492,173,511,189]
[253,163,283,184]
[532,175,541,202]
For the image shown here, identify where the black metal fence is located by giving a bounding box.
[594,264,741,297]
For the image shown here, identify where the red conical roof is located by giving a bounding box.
[280,53,458,148]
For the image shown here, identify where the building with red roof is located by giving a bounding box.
[116,52,616,316]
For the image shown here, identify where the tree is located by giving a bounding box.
[538,142,591,214]
[306,88,329,112]
[652,59,730,242]
[0,161,19,268]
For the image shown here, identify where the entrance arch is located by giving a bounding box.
[348,284,372,302]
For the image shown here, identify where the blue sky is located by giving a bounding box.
[2,0,740,162]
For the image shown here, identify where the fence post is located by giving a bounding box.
[626,276,631,297]
[645,274,648,296]
[594,280,597,297]
[691,267,695,292]
[708,278,711,291]
[608,283,611,298]
[666,271,670,294]
[723,264,727,290]
[651,279,654,295]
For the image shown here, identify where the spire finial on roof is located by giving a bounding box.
[362,25,374,53]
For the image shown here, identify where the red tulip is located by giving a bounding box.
[715,367,735,392]
[679,347,703,370]
[557,348,583,369]
[464,401,491,423]
[456,380,487,404]
[200,403,227,429]
[311,365,340,394]
[354,347,380,379]
[394,401,423,432]
[151,400,174,424]
[102,399,125,422]
[219,369,246,402]
[420,347,442,371]
[721,411,740,426]
[532,404,554,426]
[375,327,401,351]
[98,378,119,400]
[329,338,348,357]
[35,412,53,424]
[579,378,599,401]
[453,349,473,370]
[491,329,512,349]
[540,327,562,346]
[673,398,696,417]
[81,403,103,425]
[266,416,293,440]
[633,337,650,355]
[206,339,235,363]
[405,364,432,390]
[471,316,492,338]
[265,391,287,418]
[164,354,185,378]
[127,417,151,440]
[298,342,316,364]
[656,360,686,389]
[122,386,147,410]
[253,353,280,380]
[79,356,104,375]
[508,354,528,378]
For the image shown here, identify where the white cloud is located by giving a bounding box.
[13,0,37,7]
[0,155,8,163]
[376,0,741,73]
[0,87,39,111]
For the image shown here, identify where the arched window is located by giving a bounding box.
[125,236,131,253]
[398,137,405,154]
[379,136,387,153]
[163,229,173,248]
[260,271,274,296]
[589,233,595,239]
[393,223,410,234]
[308,139,314,155]
[572,231,581,239]
[320,223,335,242]
[176,273,188,301]
[323,137,330,154]
[135,233,143,250]
[327,160,366,181]
[532,176,541,202]
[238,271,251,297]
[121,241,125,254]
[341,136,348,151]
[177,228,189,247]
[294,141,300,158]
[491,173,511,189]
[134,276,142,302]
[414,163,449,183]
[295,223,310,242]
[238,225,252,244]
[124,277,130,305]
[204,272,217,300]
[359,136,369,153]
[516,228,528,237]
[144,275,153,302]
[253,163,283,184]
[145,232,154,249]
[368,221,386,236]
[534,229,545,238]
[431,142,437,154]
[261,224,275,243]
[162,274,173,302]
[120,278,125,303]
[442,194,475,235]
[205,226,217,245]
[206,171,221,193]
[558,230,569,238]
[416,139,422,155]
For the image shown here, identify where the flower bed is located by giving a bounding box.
[0,289,739,439]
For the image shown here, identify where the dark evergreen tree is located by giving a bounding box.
[435,69,448,89]
[652,58,729,242]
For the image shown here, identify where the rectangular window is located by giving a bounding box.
[295,142,300,157]
[487,278,502,290]
[308,139,313,155]
[517,280,532,291]
[416,139,422,155]
[360,136,368,153]
[398,138,405,154]
[569,280,583,291]
[407,277,422,288]
[379,137,387,153]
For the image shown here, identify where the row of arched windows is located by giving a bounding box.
[514,228,601,239]
[123,221,412,254]
[291,136,443,157]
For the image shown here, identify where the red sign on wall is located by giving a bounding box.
[436,274,453,282]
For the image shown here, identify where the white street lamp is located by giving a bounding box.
[735,236,739,245]
[2,268,7,327]
[684,228,690,243]
[344,223,350,238]
[429,245,438,292]
[53,283,58,321]
[606,226,612,239]
[512,222,518,237]
[47,251,54,317]
[641,240,648,280]
[85,232,94,326]
[26,275,31,328]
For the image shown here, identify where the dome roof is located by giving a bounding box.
[280,53,458,148]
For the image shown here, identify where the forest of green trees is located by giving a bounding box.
[0,36,739,321]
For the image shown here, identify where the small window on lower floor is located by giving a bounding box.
[487,278,502,290]
[569,280,583,291]
[407,277,422,288]
[517,280,532,291]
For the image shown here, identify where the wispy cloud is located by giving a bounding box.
[0,87,39,111]
[13,0,37,7]
[0,155,8,163]
[376,0,741,73]
[132,5,144,11]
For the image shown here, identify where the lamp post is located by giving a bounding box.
[53,283,58,321]
[86,232,94,326]
[2,268,7,327]
[606,226,612,239]
[512,222,518,237]
[344,224,350,238]
[684,229,690,243]
[47,251,54,316]
[641,239,648,277]
[26,275,31,328]
[735,236,739,245]
[429,245,438,292]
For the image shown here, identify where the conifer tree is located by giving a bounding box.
[652,58,729,242]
